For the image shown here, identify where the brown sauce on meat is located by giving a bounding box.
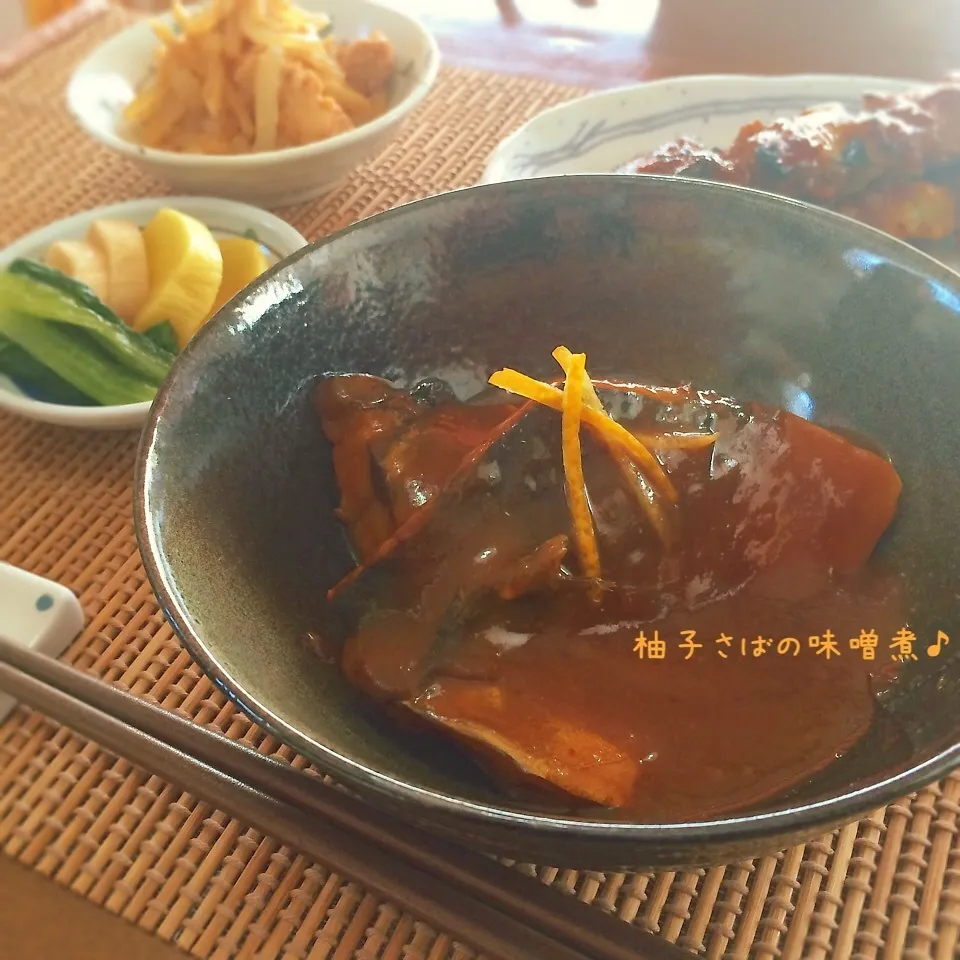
[314,374,904,821]
[618,79,960,242]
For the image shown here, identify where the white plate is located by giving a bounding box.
[66,0,440,206]
[0,196,308,431]
[482,74,922,182]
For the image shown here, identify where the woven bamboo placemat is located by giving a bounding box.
[2,6,960,959]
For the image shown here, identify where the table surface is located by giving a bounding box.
[0,854,189,960]
[9,0,960,87]
[3,2,960,959]
[403,0,960,87]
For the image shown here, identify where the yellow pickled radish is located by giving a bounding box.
[86,219,150,324]
[44,240,110,303]
[134,208,223,349]
[210,237,270,316]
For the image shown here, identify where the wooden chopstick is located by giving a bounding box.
[0,636,690,960]
[0,648,582,960]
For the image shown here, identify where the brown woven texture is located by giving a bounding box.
[2,7,960,959]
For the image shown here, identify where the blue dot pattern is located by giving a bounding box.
[35,594,54,612]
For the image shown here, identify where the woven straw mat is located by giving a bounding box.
[2,6,960,960]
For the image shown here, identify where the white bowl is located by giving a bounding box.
[66,0,440,207]
[0,196,308,430]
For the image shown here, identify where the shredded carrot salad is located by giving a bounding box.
[124,0,394,155]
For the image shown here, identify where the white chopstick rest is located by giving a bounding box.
[0,562,84,723]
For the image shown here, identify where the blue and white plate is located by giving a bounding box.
[482,74,921,183]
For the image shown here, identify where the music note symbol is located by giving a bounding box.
[927,631,950,657]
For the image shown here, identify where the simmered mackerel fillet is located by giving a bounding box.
[315,374,516,562]
[316,373,904,816]
[410,681,639,808]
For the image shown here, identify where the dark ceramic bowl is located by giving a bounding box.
[136,175,960,870]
